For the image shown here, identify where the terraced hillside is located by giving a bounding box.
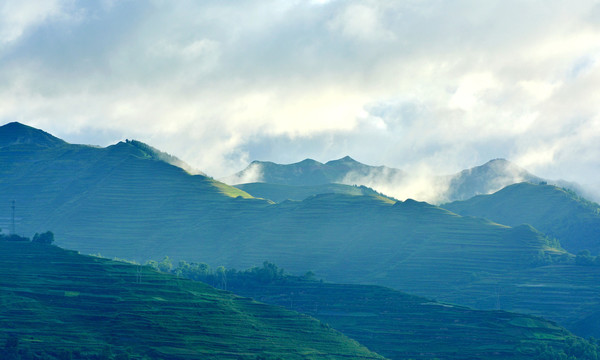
[235,182,394,202]
[229,277,599,360]
[437,263,600,338]
[0,241,383,360]
[443,182,600,254]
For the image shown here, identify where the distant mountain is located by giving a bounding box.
[226,156,570,203]
[235,182,395,203]
[0,241,382,360]
[230,277,599,360]
[443,182,600,255]
[442,158,543,202]
[223,156,406,187]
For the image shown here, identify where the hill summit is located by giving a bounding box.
[0,122,66,148]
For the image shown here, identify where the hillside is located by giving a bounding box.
[227,276,599,360]
[0,122,266,258]
[436,263,600,339]
[235,182,394,202]
[443,182,600,254]
[0,240,383,360]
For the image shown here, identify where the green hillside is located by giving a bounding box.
[235,182,395,203]
[443,182,600,254]
[0,240,383,360]
[226,276,599,360]
[436,263,600,338]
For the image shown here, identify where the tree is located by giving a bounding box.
[32,231,54,245]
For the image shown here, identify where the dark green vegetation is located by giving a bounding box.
[0,241,383,360]
[443,182,600,254]
[436,262,600,339]
[149,261,600,360]
[235,182,394,203]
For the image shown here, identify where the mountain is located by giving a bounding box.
[443,182,600,255]
[0,121,66,148]
[228,276,599,360]
[0,240,383,360]
[235,182,395,203]
[0,122,265,257]
[226,156,561,203]
[442,158,543,202]
[224,156,406,187]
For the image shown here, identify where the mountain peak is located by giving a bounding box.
[326,156,361,165]
[0,122,66,148]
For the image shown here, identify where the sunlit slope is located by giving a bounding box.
[230,279,598,360]
[0,241,383,360]
[443,182,600,254]
[0,124,266,259]
[235,182,395,202]
[186,194,563,298]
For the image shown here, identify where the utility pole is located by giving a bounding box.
[10,200,15,235]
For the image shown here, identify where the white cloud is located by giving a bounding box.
[0,0,599,195]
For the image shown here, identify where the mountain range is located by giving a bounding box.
[2,122,600,341]
[225,156,587,204]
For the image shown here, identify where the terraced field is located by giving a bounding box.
[437,263,600,338]
[229,278,599,360]
[0,241,383,360]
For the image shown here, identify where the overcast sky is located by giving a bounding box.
[1,0,599,194]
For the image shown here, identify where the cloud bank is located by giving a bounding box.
[1,0,599,197]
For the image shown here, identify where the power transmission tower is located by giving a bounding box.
[10,200,15,235]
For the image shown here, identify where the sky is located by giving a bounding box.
[1,0,599,196]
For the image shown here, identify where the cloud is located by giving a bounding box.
[0,0,599,197]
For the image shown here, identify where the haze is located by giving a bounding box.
[1,0,599,196]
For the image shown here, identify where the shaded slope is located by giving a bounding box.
[436,263,600,339]
[235,182,395,203]
[0,121,66,148]
[0,241,383,360]
[443,182,600,254]
[229,278,598,360]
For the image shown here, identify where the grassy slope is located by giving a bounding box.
[235,182,395,203]
[443,182,600,254]
[229,278,595,360]
[0,141,264,258]
[0,241,383,360]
